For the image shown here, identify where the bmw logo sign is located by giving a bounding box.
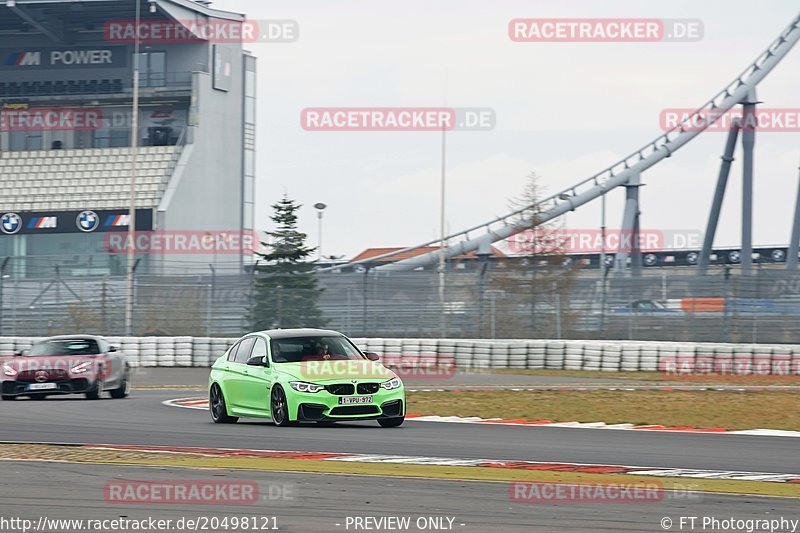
[728,250,741,264]
[771,249,786,262]
[1,212,21,235]
[643,253,658,267]
[77,210,99,232]
[686,252,699,265]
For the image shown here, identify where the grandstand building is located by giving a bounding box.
[0,0,256,277]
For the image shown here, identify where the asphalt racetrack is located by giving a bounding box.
[0,389,797,474]
[1,378,798,532]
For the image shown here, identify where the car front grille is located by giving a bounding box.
[357,383,380,394]
[325,384,355,395]
[329,405,380,416]
[17,369,69,383]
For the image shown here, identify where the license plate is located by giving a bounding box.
[339,396,372,405]
[27,383,57,391]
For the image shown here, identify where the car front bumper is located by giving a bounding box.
[1,378,93,396]
[288,387,406,422]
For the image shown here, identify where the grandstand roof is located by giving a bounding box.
[0,0,244,37]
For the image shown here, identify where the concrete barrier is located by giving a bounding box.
[1,336,797,374]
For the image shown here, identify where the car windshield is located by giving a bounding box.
[28,339,101,356]
[270,336,363,363]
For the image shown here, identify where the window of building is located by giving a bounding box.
[93,128,130,148]
[10,131,43,150]
[136,51,167,87]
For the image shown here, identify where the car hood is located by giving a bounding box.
[274,360,396,382]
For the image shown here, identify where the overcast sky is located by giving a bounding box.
[215,0,800,259]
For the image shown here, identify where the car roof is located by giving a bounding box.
[38,335,105,342]
[255,328,345,339]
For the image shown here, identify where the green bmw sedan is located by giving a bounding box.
[208,328,405,427]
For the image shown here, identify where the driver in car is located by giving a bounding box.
[315,342,331,360]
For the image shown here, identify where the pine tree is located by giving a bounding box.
[249,195,325,330]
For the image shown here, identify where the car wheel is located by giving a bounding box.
[209,383,238,424]
[1,395,16,401]
[110,368,131,399]
[270,386,293,427]
[378,416,404,428]
[85,380,102,400]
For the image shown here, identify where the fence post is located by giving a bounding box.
[361,263,372,336]
[207,264,216,336]
[554,281,562,339]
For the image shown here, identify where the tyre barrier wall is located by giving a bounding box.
[0,337,798,375]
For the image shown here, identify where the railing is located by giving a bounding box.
[1,260,800,342]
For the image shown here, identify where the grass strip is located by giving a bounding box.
[0,443,797,499]
[407,390,800,430]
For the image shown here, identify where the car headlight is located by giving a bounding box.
[289,381,325,393]
[71,361,92,374]
[380,377,402,390]
[2,364,17,377]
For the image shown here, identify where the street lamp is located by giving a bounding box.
[125,0,142,336]
[324,254,344,267]
[314,202,327,261]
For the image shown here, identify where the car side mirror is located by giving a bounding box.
[108,346,118,352]
[247,355,268,367]
[365,352,380,361]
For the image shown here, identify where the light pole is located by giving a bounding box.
[600,188,607,330]
[324,254,344,267]
[314,202,327,261]
[438,96,448,338]
[125,0,142,335]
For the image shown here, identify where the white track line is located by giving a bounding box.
[163,397,800,437]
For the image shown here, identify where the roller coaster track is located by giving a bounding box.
[321,12,800,273]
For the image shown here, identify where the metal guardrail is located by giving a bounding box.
[2,263,800,342]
